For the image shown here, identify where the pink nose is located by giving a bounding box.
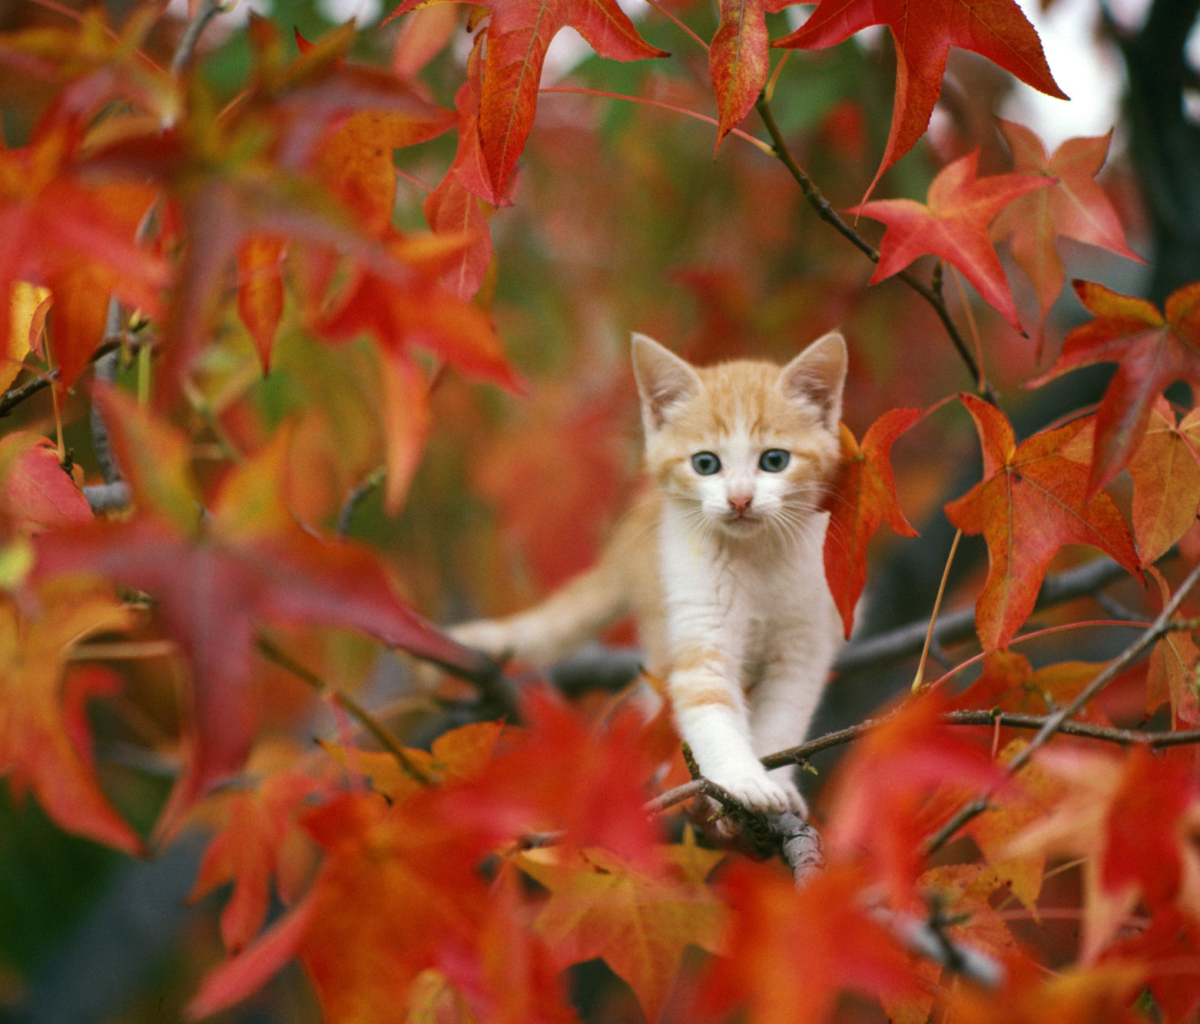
[728,493,753,514]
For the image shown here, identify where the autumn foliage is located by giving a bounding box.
[4,0,1200,1022]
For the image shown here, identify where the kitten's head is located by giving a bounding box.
[632,331,847,540]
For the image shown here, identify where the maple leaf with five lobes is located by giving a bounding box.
[823,408,922,638]
[1004,745,1200,964]
[438,686,664,872]
[1030,279,1200,498]
[30,388,491,837]
[515,845,726,1024]
[851,149,1052,331]
[991,120,1143,348]
[774,0,1067,200]
[944,395,1141,651]
[188,788,499,1023]
[386,0,668,202]
[0,583,142,855]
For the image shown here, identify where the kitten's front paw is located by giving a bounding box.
[712,769,804,817]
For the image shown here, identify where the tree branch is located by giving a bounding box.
[753,93,997,403]
[255,633,434,785]
[924,558,1200,854]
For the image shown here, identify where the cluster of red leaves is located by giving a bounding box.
[6,1,1200,1023]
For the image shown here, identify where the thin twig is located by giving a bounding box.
[255,633,434,785]
[646,706,1200,815]
[337,465,385,538]
[924,558,1200,854]
[753,94,997,403]
[913,528,962,692]
[171,0,223,77]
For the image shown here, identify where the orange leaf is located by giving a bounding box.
[1126,398,1200,566]
[1005,745,1200,963]
[516,846,724,1023]
[775,0,1066,201]
[823,408,921,637]
[189,789,496,1022]
[1030,279,1200,496]
[850,150,1051,329]
[0,124,166,389]
[235,237,286,372]
[190,767,328,954]
[944,395,1141,650]
[992,121,1142,347]
[31,397,491,834]
[708,0,792,151]
[0,584,141,854]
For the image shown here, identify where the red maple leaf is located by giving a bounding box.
[850,150,1051,330]
[316,228,526,510]
[423,40,496,301]
[387,0,667,202]
[824,692,1004,907]
[695,861,920,1024]
[944,395,1141,650]
[0,432,92,536]
[1029,279,1200,497]
[0,122,167,390]
[1005,745,1200,963]
[187,788,497,1022]
[991,121,1142,348]
[708,0,792,150]
[774,0,1067,199]
[823,408,922,637]
[30,389,491,835]
[440,686,663,871]
[189,763,329,954]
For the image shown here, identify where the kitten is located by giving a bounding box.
[450,331,847,817]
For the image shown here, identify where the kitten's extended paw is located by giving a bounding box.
[712,769,802,817]
[447,620,513,662]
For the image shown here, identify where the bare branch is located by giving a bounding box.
[754,93,997,402]
[925,557,1200,853]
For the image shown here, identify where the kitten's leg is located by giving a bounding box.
[669,648,798,815]
[449,559,629,668]
[747,634,839,819]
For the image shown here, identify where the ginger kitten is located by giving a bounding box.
[450,331,847,816]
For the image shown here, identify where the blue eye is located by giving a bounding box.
[759,449,790,472]
[691,451,721,475]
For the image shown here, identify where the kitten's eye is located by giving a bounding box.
[759,449,791,473]
[691,451,721,475]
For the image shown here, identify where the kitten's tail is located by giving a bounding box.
[448,497,657,669]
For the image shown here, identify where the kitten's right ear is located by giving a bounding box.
[631,333,701,429]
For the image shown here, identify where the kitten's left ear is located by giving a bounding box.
[779,330,848,428]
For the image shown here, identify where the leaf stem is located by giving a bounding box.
[540,87,774,157]
[752,93,997,404]
[912,528,961,692]
[642,0,710,52]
